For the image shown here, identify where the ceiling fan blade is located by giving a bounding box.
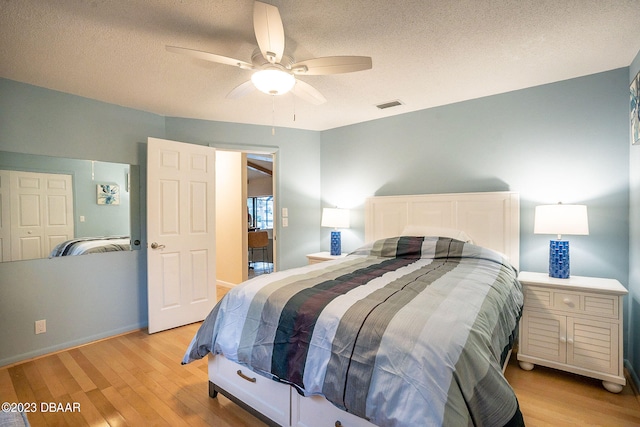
[291,56,372,75]
[291,80,327,105]
[166,45,254,70]
[253,1,285,64]
[226,80,256,99]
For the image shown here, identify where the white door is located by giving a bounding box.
[147,137,217,333]
[0,170,10,261]
[10,170,74,261]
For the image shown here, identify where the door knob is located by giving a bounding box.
[150,242,165,249]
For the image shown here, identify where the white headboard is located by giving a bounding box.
[365,191,520,269]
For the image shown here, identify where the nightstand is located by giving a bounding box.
[306,251,347,265]
[517,271,628,393]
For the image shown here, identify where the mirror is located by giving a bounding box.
[0,151,135,262]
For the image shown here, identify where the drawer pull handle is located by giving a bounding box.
[237,370,257,383]
[563,298,574,307]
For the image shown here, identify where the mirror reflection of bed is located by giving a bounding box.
[49,235,131,257]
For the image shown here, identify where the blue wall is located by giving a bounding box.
[322,69,629,281]
[0,78,164,366]
[629,49,640,386]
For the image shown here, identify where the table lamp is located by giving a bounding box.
[321,208,350,256]
[534,203,589,279]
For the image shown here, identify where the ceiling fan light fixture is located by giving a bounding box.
[168,1,372,104]
[251,69,295,95]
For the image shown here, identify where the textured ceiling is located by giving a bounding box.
[1,1,640,131]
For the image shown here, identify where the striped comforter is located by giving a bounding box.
[183,237,525,427]
[49,236,130,257]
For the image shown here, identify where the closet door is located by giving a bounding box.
[10,171,74,261]
[0,171,10,261]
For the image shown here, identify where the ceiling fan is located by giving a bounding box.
[166,1,372,105]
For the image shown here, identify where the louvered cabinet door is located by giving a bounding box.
[520,311,566,364]
[566,317,619,376]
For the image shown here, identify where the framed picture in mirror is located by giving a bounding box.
[97,184,120,205]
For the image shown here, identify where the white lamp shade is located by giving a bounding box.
[534,204,589,236]
[321,208,350,229]
[251,69,296,95]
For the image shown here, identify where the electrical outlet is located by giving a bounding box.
[35,319,46,334]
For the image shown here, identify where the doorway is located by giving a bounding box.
[247,153,274,278]
[214,149,275,300]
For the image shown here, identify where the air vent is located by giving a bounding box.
[376,100,403,110]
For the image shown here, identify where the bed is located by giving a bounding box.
[49,236,130,257]
[183,191,524,427]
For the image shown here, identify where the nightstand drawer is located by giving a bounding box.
[554,290,617,317]
[526,286,618,318]
[554,292,580,310]
[584,294,618,317]
[525,287,553,309]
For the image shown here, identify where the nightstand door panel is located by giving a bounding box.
[567,317,619,375]
[521,311,566,363]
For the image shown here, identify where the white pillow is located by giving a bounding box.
[401,225,473,243]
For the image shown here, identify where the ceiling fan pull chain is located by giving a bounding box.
[272,96,276,135]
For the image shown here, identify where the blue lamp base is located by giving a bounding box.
[549,240,570,279]
[330,230,341,256]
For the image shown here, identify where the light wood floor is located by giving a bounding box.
[504,356,640,426]
[2,323,639,426]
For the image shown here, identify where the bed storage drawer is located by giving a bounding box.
[209,354,290,426]
[292,393,375,427]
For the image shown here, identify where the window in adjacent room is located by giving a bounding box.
[248,196,273,229]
